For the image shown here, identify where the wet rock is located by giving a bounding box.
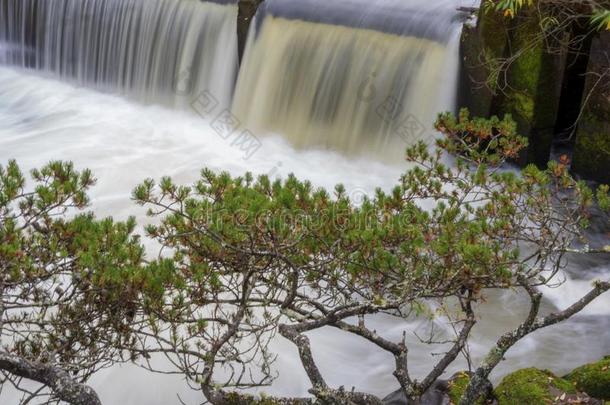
[237,0,264,63]
[458,6,507,119]
[572,31,610,184]
[459,2,567,168]
[382,379,450,405]
[458,21,495,119]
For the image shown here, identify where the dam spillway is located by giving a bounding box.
[0,0,469,159]
[232,0,468,159]
[0,1,609,404]
[0,0,239,108]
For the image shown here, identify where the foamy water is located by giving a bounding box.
[0,66,608,404]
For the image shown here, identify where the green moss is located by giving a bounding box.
[479,8,508,57]
[507,11,545,94]
[448,371,470,404]
[564,356,610,400]
[504,91,535,121]
[495,368,576,405]
[510,47,543,96]
[502,13,554,126]
[573,113,610,183]
[446,372,486,405]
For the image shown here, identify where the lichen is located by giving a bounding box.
[494,368,576,405]
[223,392,285,405]
[564,356,610,400]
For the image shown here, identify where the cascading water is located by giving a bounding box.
[0,0,238,108]
[0,0,468,157]
[0,0,608,404]
[232,0,469,160]
[1,69,609,405]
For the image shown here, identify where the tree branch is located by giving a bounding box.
[460,280,610,404]
[419,310,476,393]
[0,352,101,405]
[278,324,327,390]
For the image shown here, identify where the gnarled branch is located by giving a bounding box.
[0,352,101,405]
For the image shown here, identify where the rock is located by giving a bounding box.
[237,0,264,63]
[564,356,610,400]
[498,8,566,167]
[458,2,567,168]
[493,367,605,405]
[382,378,449,405]
[382,372,492,405]
[572,31,610,183]
[458,5,508,119]
[446,371,491,405]
[458,21,496,119]
[495,368,572,404]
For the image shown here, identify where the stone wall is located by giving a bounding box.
[459,3,567,168]
[572,31,610,184]
[237,0,264,63]
[459,2,609,182]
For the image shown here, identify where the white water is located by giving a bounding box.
[0,0,238,108]
[0,0,609,402]
[233,0,466,161]
[0,66,608,405]
[1,0,465,160]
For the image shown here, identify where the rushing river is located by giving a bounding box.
[0,66,608,404]
[1,0,609,401]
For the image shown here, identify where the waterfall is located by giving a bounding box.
[0,0,238,108]
[0,0,471,159]
[2,2,609,404]
[232,0,470,160]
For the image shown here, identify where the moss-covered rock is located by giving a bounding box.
[459,2,566,168]
[447,371,470,404]
[459,23,495,118]
[446,371,488,405]
[572,31,610,183]
[565,356,610,400]
[573,113,610,183]
[494,368,576,405]
[499,6,565,167]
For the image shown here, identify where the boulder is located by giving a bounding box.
[564,356,610,401]
[494,368,602,405]
[382,371,492,405]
